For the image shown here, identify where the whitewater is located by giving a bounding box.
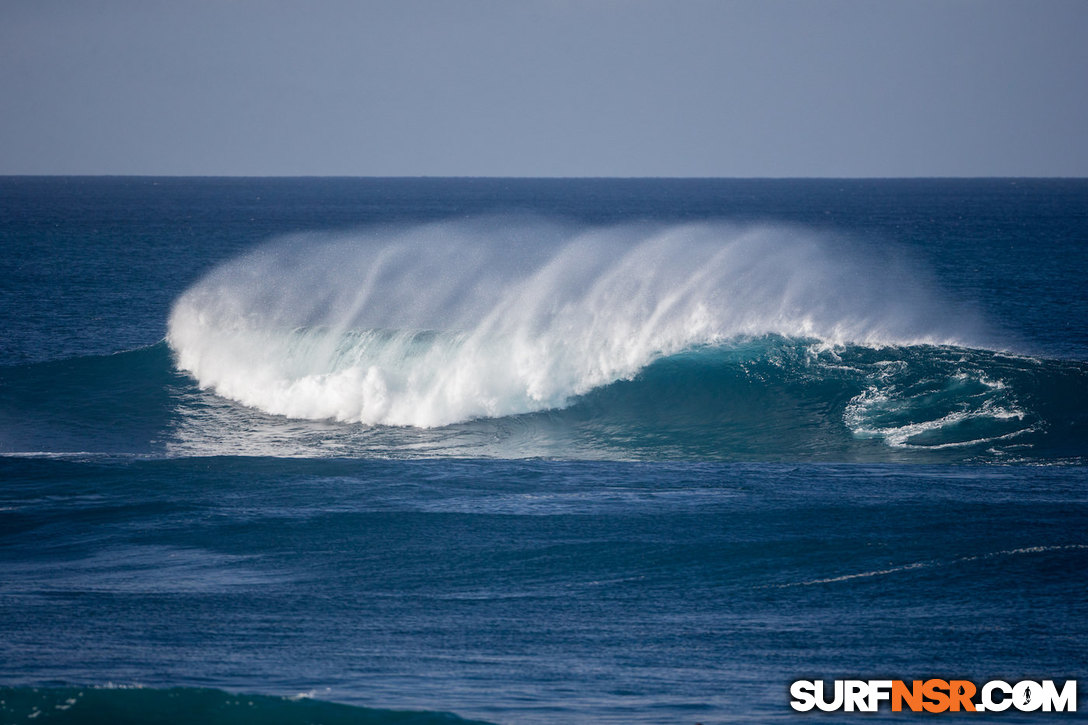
[167,218,985,427]
[3,178,1087,725]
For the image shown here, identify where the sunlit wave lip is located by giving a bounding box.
[166,216,988,429]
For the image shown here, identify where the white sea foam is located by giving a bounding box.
[770,544,1088,588]
[842,362,1032,449]
[167,218,982,427]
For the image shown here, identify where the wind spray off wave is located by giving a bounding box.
[166,218,983,428]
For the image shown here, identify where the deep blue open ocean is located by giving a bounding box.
[1,178,1086,723]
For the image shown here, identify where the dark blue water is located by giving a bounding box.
[1,178,1086,723]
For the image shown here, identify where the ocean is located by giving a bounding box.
[1,177,1086,723]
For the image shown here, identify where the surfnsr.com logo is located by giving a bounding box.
[790,679,1077,713]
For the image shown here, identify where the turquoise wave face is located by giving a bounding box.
[558,338,1088,461]
[0,686,493,725]
[2,337,1085,463]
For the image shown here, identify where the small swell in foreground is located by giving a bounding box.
[0,686,492,724]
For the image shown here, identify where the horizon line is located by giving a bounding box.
[2,174,1086,181]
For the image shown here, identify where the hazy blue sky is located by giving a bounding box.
[2,0,1086,176]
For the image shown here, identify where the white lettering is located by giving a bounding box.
[867,680,893,711]
[814,680,844,712]
[789,680,816,712]
[982,680,1013,712]
[1041,680,1077,713]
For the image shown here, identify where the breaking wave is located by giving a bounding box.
[166,218,987,428]
[2,218,1083,461]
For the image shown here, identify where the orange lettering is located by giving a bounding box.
[949,680,976,712]
[892,680,924,712]
[922,679,950,713]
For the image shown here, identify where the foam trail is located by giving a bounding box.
[167,218,983,427]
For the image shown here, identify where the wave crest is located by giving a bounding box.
[167,218,984,427]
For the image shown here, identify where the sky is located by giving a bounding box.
[2,0,1086,177]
